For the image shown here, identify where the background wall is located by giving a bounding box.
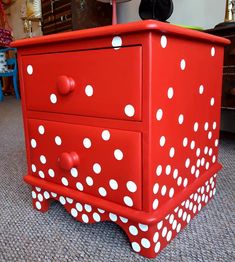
[117,0,226,29]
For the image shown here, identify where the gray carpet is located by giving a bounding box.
[0,96,234,262]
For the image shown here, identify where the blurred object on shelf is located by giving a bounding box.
[22,16,41,38]
[215,0,235,28]
[139,0,173,22]
[26,0,41,18]
[97,0,131,25]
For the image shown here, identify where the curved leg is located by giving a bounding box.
[31,187,50,212]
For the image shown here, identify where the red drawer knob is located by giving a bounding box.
[56,75,75,95]
[58,152,79,171]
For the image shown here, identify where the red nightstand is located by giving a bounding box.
[12,20,229,258]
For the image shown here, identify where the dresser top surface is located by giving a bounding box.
[12,20,229,49]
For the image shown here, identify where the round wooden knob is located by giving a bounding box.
[56,75,75,95]
[58,152,79,171]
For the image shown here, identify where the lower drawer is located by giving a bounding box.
[28,119,142,210]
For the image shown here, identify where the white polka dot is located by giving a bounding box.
[124,196,133,207]
[51,192,57,197]
[50,94,57,104]
[205,162,210,170]
[173,169,178,179]
[183,178,188,187]
[153,232,159,243]
[208,131,212,140]
[199,84,204,94]
[191,165,196,175]
[178,114,184,125]
[70,168,78,177]
[38,171,45,179]
[172,220,177,230]
[27,65,33,75]
[98,208,105,214]
[153,183,159,194]
[201,157,205,166]
[210,97,215,106]
[114,149,123,160]
[167,87,174,99]
[101,130,110,141]
[124,104,135,117]
[166,230,172,242]
[204,122,209,131]
[178,208,183,218]
[204,146,209,155]
[48,169,55,177]
[153,199,159,210]
[38,125,45,135]
[169,188,174,198]
[195,169,200,178]
[43,191,50,199]
[177,176,182,186]
[180,59,186,70]
[31,139,37,148]
[32,191,36,199]
[157,221,163,230]
[211,47,216,57]
[109,179,118,190]
[139,224,148,232]
[212,155,216,163]
[76,182,84,191]
[66,197,73,204]
[162,227,168,237]
[35,201,41,210]
[156,165,162,176]
[161,35,167,48]
[86,176,94,186]
[215,139,219,147]
[40,155,46,164]
[82,214,89,223]
[185,158,190,168]
[129,225,138,236]
[93,163,101,174]
[177,223,181,233]
[169,147,175,158]
[131,242,141,253]
[55,136,62,145]
[109,213,117,221]
[71,208,78,217]
[112,36,122,49]
[76,202,83,212]
[59,196,66,205]
[156,108,163,121]
[83,138,92,149]
[183,137,188,147]
[119,217,128,223]
[61,177,68,186]
[190,140,195,150]
[126,181,137,193]
[141,238,151,248]
[31,164,36,173]
[187,214,191,223]
[84,204,92,213]
[196,148,201,157]
[194,122,199,132]
[165,165,171,175]
[98,187,107,197]
[213,122,217,130]
[169,214,174,224]
[93,212,101,222]
[154,242,161,253]
[161,185,167,196]
[85,85,93,97]
[159,136,166,147]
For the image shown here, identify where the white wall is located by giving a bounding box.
[117,0,226,29]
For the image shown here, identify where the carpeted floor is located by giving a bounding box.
[0,96,234,262]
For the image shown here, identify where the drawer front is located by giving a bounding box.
[28,119,142,210]
[22,47,142,121]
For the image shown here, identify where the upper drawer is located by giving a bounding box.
[22,46,142,121]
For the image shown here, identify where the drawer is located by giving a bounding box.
[22,47,142,121]
[28,119,142,210]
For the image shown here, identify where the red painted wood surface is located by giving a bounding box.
[13,20,229,258]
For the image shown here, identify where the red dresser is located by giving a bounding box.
[12,20,229,258]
